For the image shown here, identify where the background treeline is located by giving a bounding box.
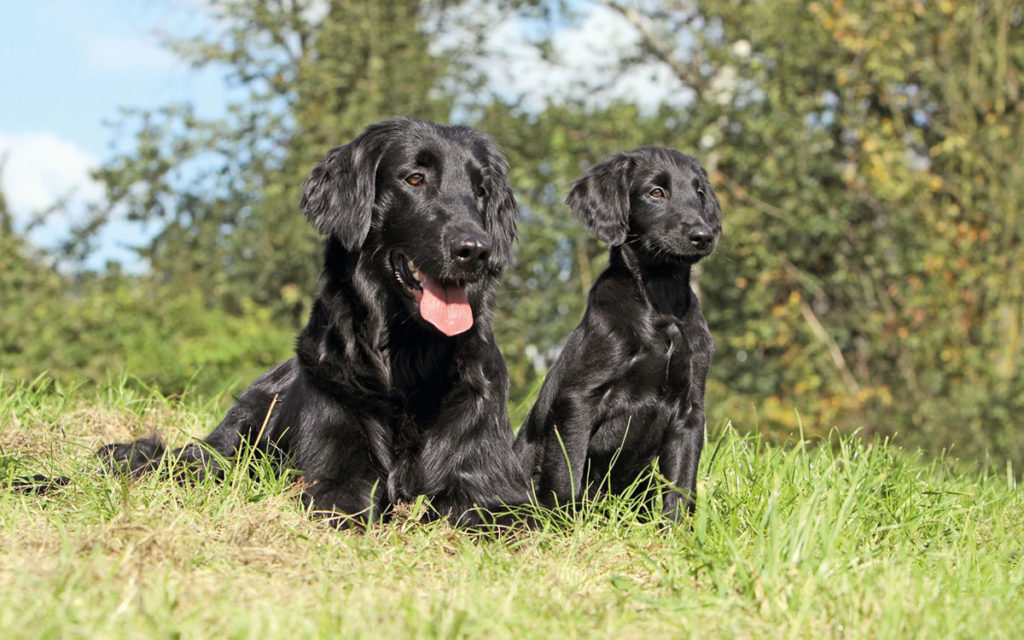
[2,0,1022,470]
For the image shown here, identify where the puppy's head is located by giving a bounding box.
[301,117,518,337]
[566,147,722,263]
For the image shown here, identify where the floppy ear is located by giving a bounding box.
[481,142,519,272]
[697,164,724,235]
[300,127,390,251]
[565,151,635,246]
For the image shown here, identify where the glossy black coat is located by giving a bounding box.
[101,118,529,527]
[514,147,723,520]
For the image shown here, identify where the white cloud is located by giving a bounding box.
[0,130,110,262]
[0,131,101,218]
[301,0,331,25]
[1,130,152,270]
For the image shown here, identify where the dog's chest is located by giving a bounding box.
[658,320,691,390]
[646,317,690,383]
[609,318,691,408]
[588,320,691,457]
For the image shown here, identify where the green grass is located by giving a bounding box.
[1,377,1022,639]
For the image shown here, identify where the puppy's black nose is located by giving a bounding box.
[689,228,715,249]
[452,234,492,266]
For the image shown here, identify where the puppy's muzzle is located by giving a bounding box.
[688,226,715,252]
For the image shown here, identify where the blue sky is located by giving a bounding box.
[0,0,228,265]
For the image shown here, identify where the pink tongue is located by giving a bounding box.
[417,272,473,336]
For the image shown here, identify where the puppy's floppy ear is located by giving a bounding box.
[481,141,519,272]
[566,151,635,246]
[301,125,391,250]
[697,164,724,235]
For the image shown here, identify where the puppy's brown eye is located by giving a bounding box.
[649,187,666,199]
[696,188,706,203]
[405,173,425,186]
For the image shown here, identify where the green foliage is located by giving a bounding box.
[1,386,1022,637]
[0,264,293,401]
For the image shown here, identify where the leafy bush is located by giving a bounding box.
[1,239,293,402]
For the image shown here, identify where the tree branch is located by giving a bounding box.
[593,0,707,91]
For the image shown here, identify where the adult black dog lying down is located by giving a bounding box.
[90,118,529,527]
[513,147,722,521]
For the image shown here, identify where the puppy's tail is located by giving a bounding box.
[9,474,71,494]
[96,435,167,476]
[9,435,168,495]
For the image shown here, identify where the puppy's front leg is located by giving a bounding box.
[98,365,289,480]
[658,408,704,521]
[536,397,594,509]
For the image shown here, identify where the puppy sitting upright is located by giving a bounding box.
[514,147,722,520]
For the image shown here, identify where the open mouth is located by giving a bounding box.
[393,252,424,294]
[391,252,474,337]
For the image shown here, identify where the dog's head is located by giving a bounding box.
[300,117,518,337]
[566,147,722,263]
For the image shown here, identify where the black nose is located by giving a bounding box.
[451,234,492,266]
[689,228,715,249]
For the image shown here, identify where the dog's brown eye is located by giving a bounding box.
[406,173,425,186]
[649,187,666,199]
[696,188,706,203]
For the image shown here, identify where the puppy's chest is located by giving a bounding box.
[615,320,691,402]
[589,322,692,453]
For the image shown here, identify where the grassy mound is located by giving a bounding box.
[1,379,1021,638]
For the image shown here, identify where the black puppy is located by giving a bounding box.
[96,118,530,527]
[514,147,722,520]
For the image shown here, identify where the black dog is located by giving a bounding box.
[513,147,722,520]
[97,118,530,526]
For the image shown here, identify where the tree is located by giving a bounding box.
[570,0,1024,466]
[86,0,454,322]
